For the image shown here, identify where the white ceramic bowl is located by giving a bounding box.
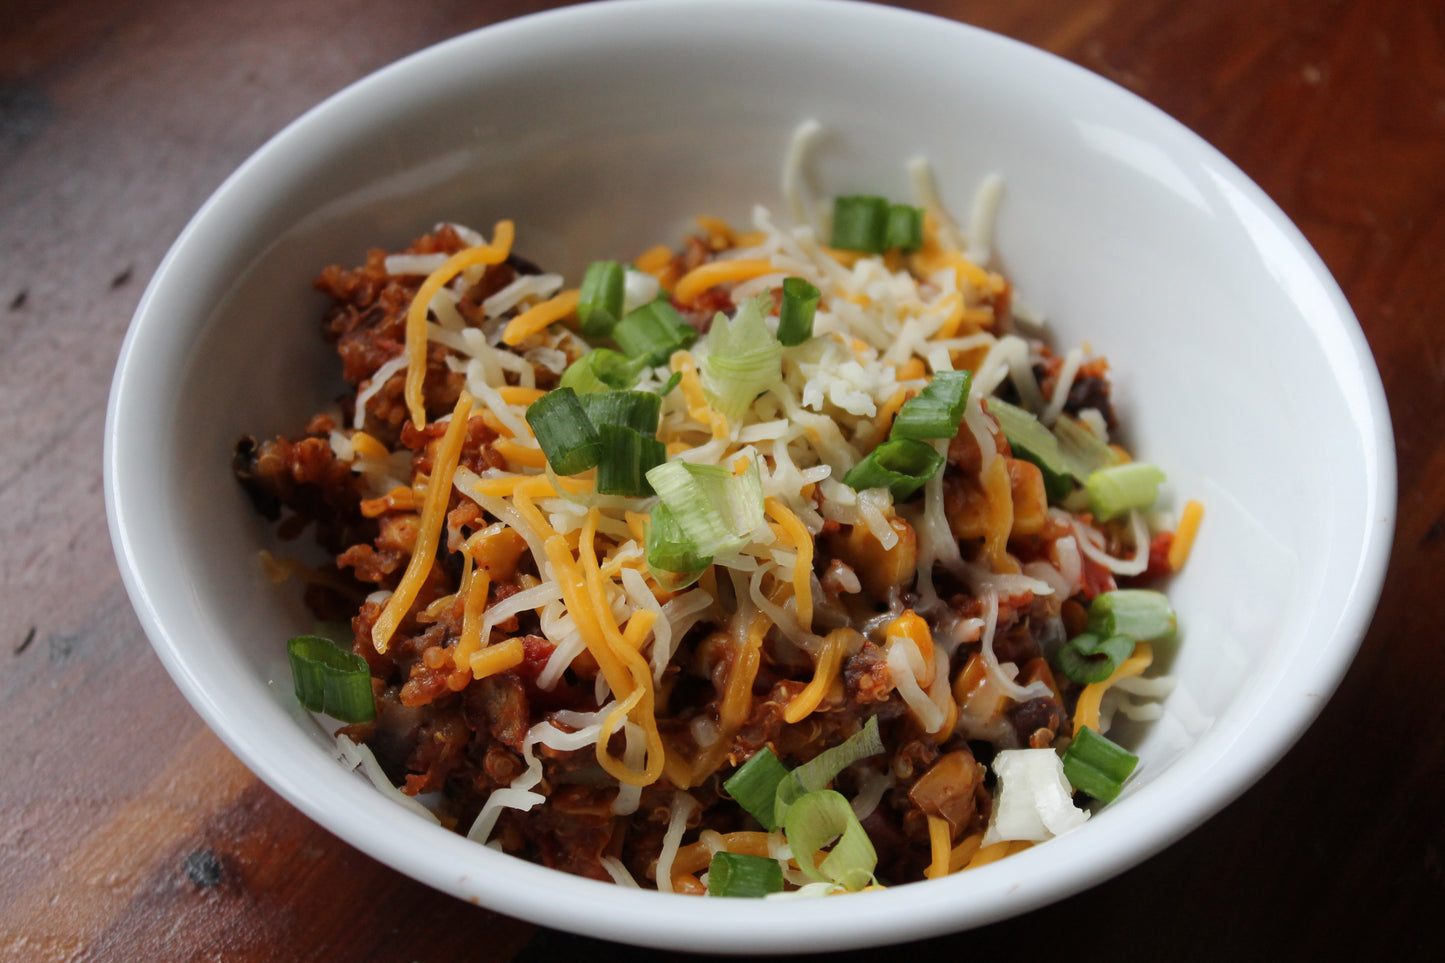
[105,0,1394,953]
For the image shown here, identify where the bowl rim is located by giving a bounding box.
[104,0,1396,952]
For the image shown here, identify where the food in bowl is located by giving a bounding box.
[232,132,1198,896]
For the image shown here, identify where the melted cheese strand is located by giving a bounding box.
[371,392,473,653]
[782,627,849,724]
[403,222,514,428]
[1168,499,1204,570]
[924,815,952,879]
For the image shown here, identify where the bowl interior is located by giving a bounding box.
[106,0,1393,953]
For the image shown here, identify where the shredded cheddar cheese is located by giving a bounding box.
[1168,499,1204,570]
[403,222,514,429]
[673,258,776,305]
[783,628,848,724]
[502,288,580,346]
[1073,641,1154,736]
[371,392,474,653]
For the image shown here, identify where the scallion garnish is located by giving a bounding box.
[702,294,782,421]
[841,437,944,500]
[644,503,711,586]
[884,203,924,252]
[1086,589,1176,641]
[559,348,647,393]
[577,260,625,336]
[985,397,1075,500]
[1085,462,1166,520]
[1052,413,1114,477]
[645,458,765,567]
[577,389,662,436]
[594,424,665,496]
[776,276,821,346]
[707,851,785,898]
[723,747,791,831]
[655,370,683,397]
[524,386,602,475]
[286,634,375,723]
[830,195,890,254]
[1062,726,1139,803]
[783,789,878,891]
[889,370,972,440]
[1055,631,1136,684]
[612,297,698,366]
[773,717,884,827]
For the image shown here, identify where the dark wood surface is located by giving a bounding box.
[2,0,1440,958]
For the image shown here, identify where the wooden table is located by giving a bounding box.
[2,0,1439,958]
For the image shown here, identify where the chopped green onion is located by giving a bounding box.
[1085,462,1166,520]
[1062,726,1139,803]
[524,387,602,475]
[1087,589,1177,641]
[776,276,821,346]
[841,437,944,500]
[702,294,782,421]
[707,851,785,898]
[612,297,697,366]
[559,348,647,394]
[884,204,924,252]
[577,389,661,435]
[576,260,625,336]
[889,370,972,440]
[723,747,790,831]
[783,790,877,891]
[286,635,375,723]
[645,457,764,570]
[773,717,884,827]
[985,398,1074,500]
[1055,632,1136,684]
[830,195,890,254]
[644,503,710,586]
[594,424,665,496]
[1052,414,1114,477]
[655,370,682,396]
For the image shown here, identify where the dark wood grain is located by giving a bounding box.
[2,1,1440,959]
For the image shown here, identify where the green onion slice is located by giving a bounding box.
[723,747,791,831]
[773,716,884,827]
[286,635,375,723]
[577,389,661,436]
[985,398,1075,500]
[1052,414,1114,478]
[884,204,924,252]
[645,458,764,566]
[889,370,972,440]
[830,195,890,254]
[577,260,625,337]
[1085,462,1166,521]
[707,851,786,898]
[776,276,821,346]
[594,424,665,497]
[524,387,602,475]
[1062,726,1139,803]
[783,789,878,891]
[841,437,944,501]
[644,504,710,588]
[1086,589,1177,641]
[559,348,647,394]
[702,294,782,421]
[612,297,698,366]
[1055,632,1136,684]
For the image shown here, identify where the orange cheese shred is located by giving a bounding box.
[403,222,514,429]
[469,638,524,680]
[501,288,580,346]
[673,258,776,305]
[783,628,849,724]
[765,497,814,630]
[1168,499,1204,571]
[371,392,474,653]
[924,815,952,880]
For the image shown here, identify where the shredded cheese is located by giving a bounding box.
[782,627,848,724]
[501,288,580,346]
[1073,641,1154,735]
[1168,499,1204,570]
[673,258,777,305]
[924,815,952,880]
[403,222,514,428]
[371,392,474,653]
